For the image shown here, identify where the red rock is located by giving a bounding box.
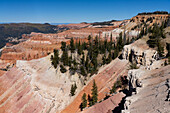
[81,92,125,113]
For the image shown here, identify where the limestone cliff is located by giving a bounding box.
[122,38,165,70]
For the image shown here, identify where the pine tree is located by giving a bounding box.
[82,42,87,50]
[61,41,66,51]
[157,39,164,57]
[70,83,77,96]
[104,39,107,52]
[81,53,85,65]
[61,50,69,66]
[78,40,82,55]
[51,55,54,61]
[91,80,98,105]
[80,93,87,111]
[91,56,97,71]
[70,38,75,53]
[110,33,113,43]
[85,55,89,72]
[106,51,112,64]
[102,54,106,65]
[114,45,119,59]
[88,35,92,41]
[110,83,116,94]
[51,49,59,68]
[80,65,87,76]
[118,32,123,51]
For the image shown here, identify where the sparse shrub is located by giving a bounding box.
[60,64,67,73]
[128,62,139,69]
[110,80,122,94]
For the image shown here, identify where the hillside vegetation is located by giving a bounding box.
[0,23,69,48]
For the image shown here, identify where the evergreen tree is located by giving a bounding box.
[70,83,77,96]
[82,42,87,50]
[75,39,79,49]
[114,45,119,59]
[80,65,87,76]
[144,26,148,35]
[61,41,66,51]
[91,80,98,105]
[102,54,106,65]
[88,94,93,107]
[51,49,59,68]
[88,35,92,41]
[80,93,87,111]
[110,33,113,43]
[157,39,164,57]
[117,32,123,51]
[106,51,112,64]
[91,56,98,71]
[104,39,107,52]
[110,83,116,94]
[61,50,69,66]
[110,80,122,94]
[85,55,89,72]
[70,38,75,53]
[78,40,82,55]
[81,53,85,65]
[50,55,54,61]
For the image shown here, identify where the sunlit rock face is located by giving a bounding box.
[121,38,165,70]
[122,65,170,113]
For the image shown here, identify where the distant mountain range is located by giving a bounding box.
[0,22,71,25]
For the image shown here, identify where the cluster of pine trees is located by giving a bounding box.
[80,76,129,111]
[147,21,167,57]
[80,80,98,111]
[51,33,127,76]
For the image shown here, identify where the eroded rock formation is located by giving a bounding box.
[122,38,164,70]
[122,65,170,113]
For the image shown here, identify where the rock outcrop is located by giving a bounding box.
[122,65,170,113]
[122,38,163,70]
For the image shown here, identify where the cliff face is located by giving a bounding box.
[130,14,169,24]
[122,38,165,70]
[122,65,170,113]
[120,27,170,113]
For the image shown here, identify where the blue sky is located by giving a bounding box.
[0,0,169,23]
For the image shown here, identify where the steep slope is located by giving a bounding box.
[81,92,125,113]
[62,58,128,113]
[122,65,170,113]
[0,54,84,113]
